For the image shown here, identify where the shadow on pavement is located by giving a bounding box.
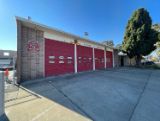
[21,73,93,120]
[0,114,9,121]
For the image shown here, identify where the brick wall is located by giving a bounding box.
[18,25,44,82]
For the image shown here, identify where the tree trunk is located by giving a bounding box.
[136,55,141,66]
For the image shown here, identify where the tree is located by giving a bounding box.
[152,24,160,42]
[102,40,114,47]
[115,44,122,50]
[151,56,158,62]
[152,24,160,32]
[156,49,160,61]
[122,8,159,65]
[155,41,160,48]
[155,42,160,62]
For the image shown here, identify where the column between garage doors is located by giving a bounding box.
[104,48,107,69]
[93,48,95,70]
[74,41,77,73]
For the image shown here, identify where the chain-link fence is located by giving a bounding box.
[4,70,19,102]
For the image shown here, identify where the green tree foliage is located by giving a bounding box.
[156,42,160,48]
[115,44,122,50]
[152,24,160,32]
[152,24,160,45]
[122,8,159,65]
[156,49,160,57]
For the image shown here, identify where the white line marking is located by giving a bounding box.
[30,105,54,121]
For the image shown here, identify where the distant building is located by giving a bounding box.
[114,49,136,67]
[0,50,16,58]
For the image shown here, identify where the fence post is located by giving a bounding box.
[0,72,4,119]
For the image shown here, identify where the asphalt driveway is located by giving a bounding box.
[6,68,160,121]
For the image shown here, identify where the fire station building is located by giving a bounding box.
[16,16,114,83]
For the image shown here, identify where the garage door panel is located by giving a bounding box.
[77,45,93,72]
[95,49,104,69]
[45,38,74,77]
[106,51,113,68]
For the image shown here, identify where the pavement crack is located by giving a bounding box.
[128,71,153,121]
[48,82,94,121]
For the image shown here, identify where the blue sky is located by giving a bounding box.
[0,0,160,50]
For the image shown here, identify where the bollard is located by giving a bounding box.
[0,71,5,119]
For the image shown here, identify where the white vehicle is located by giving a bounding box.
[0,58,15,70]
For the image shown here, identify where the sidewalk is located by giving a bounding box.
[5,87,92,121]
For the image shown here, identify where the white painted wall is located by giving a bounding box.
[44,31,110,51]
[106,47,113,52]
[78,40,105,50]
[44,32,74,43]
[0,72,4,117]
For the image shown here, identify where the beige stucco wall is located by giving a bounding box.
[114,49,136,67]
[113,49,119,67]
[125,57,136,66]
[118,56,136,66]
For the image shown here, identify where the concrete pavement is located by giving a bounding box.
[5,68,160,121]
[5,87,91,121]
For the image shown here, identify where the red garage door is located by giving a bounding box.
[45,38,74,77]
[77,45,93,72]
[106,51,113,68]
[95,49,104,69]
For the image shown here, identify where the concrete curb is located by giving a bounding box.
[21,70,101,86]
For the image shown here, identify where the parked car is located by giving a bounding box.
[141,61,155,65]
[0,58,14,71]
[0,64,14,71]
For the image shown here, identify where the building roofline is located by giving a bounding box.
[15,16,113,49]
